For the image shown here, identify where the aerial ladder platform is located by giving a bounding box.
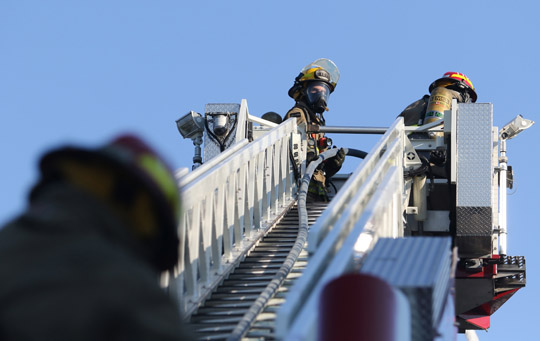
[168,100,531,340]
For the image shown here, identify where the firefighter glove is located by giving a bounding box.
[324,147,346,178]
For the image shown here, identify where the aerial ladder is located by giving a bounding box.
[169,99,532,340]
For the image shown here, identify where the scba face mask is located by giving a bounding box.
[305,81,330,113]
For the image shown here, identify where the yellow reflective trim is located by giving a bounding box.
[449,73,474,89]
[137,154,179,214]
[300,67,319,81]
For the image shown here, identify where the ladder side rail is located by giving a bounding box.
[492,127,500,255]
[276,126,405,338]
[234,99,249,141]
[308,117,405,253]
[270,139,282,217]
[171,118,298,317]
[178,139,249,186]
[179,119,297,210]
[280,166,404,340]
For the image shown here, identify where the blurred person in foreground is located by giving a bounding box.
[0,134,192,340]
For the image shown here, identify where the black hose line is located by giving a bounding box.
[226,147,366,340]
[345,147,367,159]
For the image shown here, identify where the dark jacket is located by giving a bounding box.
[0,183,191,340]
[398,89,467,127]
[398,95,430,126]
[284,103,342,201]
[284,103,327,161]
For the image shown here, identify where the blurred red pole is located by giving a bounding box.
[319,273,406,341]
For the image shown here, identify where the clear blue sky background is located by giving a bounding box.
[1,1,538,339]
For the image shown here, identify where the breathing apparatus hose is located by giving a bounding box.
[227,147,366,340]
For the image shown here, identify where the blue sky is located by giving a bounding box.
[1,1,538,339]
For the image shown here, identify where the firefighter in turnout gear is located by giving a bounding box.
[399,72,478,178]
[398,71,478,127]
[0,135,193,340]
[284,59,346,202]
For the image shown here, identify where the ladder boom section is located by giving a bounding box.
[307,117,405,252]
[172,99,528,338]
[170,118,298,317]
[276,117,407,339]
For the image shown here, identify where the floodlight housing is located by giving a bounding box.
[176,111,204,139]
[500,115,534,140]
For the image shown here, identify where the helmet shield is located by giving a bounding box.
[301,58,340,90]
[288,58,340,100]
[305,81,330,113]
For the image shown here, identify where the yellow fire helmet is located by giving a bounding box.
[288,58,340,100]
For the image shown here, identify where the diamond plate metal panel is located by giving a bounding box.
[203,130,222,161]
[456,103,493,207]
[203,103,241,162]
[456,207,492,234]
[455,104,493,257]
[205,103,241,114]
[360,237,452,341]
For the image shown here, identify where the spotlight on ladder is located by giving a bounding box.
[498,114,534,256]
[499,114,534,140]
[176,111,205,169]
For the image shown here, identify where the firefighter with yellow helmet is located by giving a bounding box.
[284,58,346,202]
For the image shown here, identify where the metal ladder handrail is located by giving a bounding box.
[169,118,298,317]
[307,117,404,252]
[275,117,406,339]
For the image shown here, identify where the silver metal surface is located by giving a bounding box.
[247,113,278,128]
[492,128,500,255]
[277,118,406,340]
[455,103,494,257]
[423,211,450,232]
[187,203,327,340]
[360,237,452,341]
[318,126,388,134]
[449,100,458,183]
[203,103,242,162]
[280,156,406,339]
[173,97,522,340]
[456,103,493,207]
[307,117,405,253]
[172,114,298,317]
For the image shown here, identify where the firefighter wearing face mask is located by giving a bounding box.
[284,59,346,202]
